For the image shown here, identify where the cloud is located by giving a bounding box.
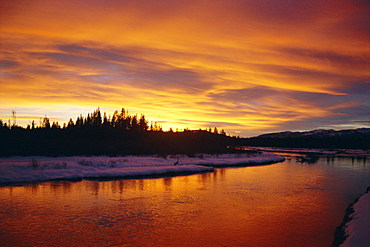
[1,0,369,136]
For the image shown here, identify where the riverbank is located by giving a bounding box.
[332,187,370,247]
[0,152,284,185]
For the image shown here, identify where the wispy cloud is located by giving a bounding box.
[1,0,369,136]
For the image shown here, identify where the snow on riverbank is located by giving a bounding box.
[189,152,285,167]
[340,189,370,247]
[0,153,284,185]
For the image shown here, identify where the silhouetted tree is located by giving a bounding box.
[42,116,51,129]
[91,108,102,126]
[103,112,110,128]
[139,115,148,132]
[75,115,83,128]
[52,121,60,129]
[111,110,118,127]
[131,115,139,131]
[67,118,74,129]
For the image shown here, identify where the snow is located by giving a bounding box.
[341,190,370,247]
[0,153,284,185]
[186,152,285,167]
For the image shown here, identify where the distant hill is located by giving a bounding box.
[240,128,370,149]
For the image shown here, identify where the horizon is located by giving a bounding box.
[1,106,368,138]
[1,0,369,137]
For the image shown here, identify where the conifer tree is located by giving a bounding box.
[139,115,148,132]
[67,118,74,128]
[131,115,139,131]
[42,116,51,129]
[111,110,118,128]
[102,112,110,128]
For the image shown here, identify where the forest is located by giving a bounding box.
[239,131,370,149]
[1,108,368,157]
[0,108,237,157]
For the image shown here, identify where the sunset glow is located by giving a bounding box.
[1,0,369,136]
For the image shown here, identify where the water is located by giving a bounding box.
[0,155,369,247]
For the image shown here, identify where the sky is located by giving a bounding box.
[1,0,369,137]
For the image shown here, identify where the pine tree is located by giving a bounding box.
[52,122,60,129]
[139,115,148,132]
[111,110,118,128]
[42,116,51,129]
[131,115,139,131]
[102,112,110,128]
[67,118,74,128]
[91,108,102,126]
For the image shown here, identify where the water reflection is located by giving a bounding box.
[0,156,369,247]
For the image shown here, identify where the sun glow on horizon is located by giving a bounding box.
[1,0,369,136]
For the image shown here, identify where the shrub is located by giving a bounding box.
[196,154,205,159]
[28,159,41,169]
[109,160,117,167]
[53,162,67,169]
[77,159,93,166]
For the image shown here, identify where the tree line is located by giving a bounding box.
[240,134,370,149]
[1,108,154,132]
[0,108,227,135]
[0,108,236,157]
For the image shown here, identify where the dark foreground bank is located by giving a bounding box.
[332,187,370,247]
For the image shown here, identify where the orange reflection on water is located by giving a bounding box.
[1,159,369,246]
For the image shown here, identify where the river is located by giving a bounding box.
[0,154,369,247]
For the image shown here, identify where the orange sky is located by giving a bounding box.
[1,0,369,136]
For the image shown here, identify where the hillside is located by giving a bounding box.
[240,128,370,149]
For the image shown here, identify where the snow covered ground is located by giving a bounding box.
[0,153,284,185]
[341,189,370,247]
